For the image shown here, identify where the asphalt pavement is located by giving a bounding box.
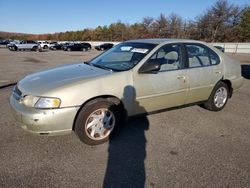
[0,48,249,187]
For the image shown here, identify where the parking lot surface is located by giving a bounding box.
[0,47,101,87]
[0,48,250,187]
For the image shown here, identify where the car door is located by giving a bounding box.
[19,41,26,49]
[25,41,30,49]
[76,44,81,51]
[27,41,34,49]
[133,43,188,114]
[184,43,223,104]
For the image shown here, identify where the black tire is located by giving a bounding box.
[10,46,17,51]
[203,82,229,111]
[32,46,38,52]
[67,48,71,51]
[101,47,104,51]
[82,48,87,52]
[75,98,121,145]
[43,45,48,49]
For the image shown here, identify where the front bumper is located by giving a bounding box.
[10,95,80,135]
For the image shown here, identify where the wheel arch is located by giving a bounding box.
[32,45,38,50]
[72,95,126,131]
[14,45,18,51]
[221,79,233,98]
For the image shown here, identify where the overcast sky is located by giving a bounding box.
[0,0,249,34]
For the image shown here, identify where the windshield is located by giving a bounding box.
[89,42,156,71]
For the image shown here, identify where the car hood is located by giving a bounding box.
[18,63,110,95]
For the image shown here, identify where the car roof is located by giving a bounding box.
[125,38,203,45]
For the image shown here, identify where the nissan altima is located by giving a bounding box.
[10,39,244,145]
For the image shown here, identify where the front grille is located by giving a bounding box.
[13,85,22,101]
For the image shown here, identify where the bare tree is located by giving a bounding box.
[153,14,169,38]
[196,0,242,42]
[142,17,154,38]
[169,13,183,38]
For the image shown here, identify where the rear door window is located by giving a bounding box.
[186,44,210,68]
[185,44,220,68]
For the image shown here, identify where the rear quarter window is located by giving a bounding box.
[209,50,220,65]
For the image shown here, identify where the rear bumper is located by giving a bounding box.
[10,95,80,135]
[231,76,244,92]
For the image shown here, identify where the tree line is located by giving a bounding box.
[1,0,250,42]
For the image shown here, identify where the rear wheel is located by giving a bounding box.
[32,46,38,52]
[43,45,48,49]
[75,98,120,145]
[101,47,104,51]
[203,82,229,111]
[67,48,71,51]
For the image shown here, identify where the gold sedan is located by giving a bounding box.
[10,39,244,145]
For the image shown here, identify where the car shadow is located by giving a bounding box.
[241,64,250,80]
[103,86,149,188]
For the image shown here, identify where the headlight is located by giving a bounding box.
[20,95,40,107]
[35,97,61,109]
[20,95,61,109]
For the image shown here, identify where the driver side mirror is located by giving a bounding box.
[139,59,161,74]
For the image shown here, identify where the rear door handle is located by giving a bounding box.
[177,75,186,80]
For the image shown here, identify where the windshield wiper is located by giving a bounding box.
[89,63,116,72]
[83,61,107,70]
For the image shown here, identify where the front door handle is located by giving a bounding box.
[215,71,222,74]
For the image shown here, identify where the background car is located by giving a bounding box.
[38,41,50,49]
[6,40,20,48]
[0,39,11,45]
[61,42,72,49]
[62,43,89,51]
[8,40,39,51]
[214,45,225,52]
[49,41,57,45]
[95,43,114,51]
[49,43,63,50]
[81,42,91,50]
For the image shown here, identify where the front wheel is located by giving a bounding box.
[203,82,229,111]
[75,98,120,145]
